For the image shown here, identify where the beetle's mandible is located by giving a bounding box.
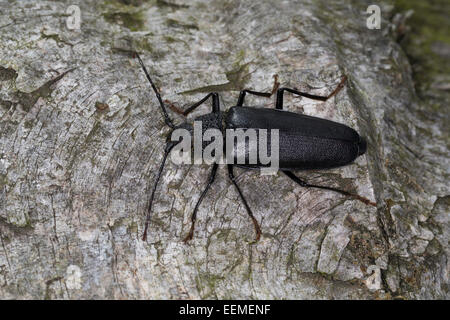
[134,53,376,243]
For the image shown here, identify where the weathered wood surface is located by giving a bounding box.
[0,0,448,299]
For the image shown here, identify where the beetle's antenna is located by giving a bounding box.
[142,141,176,241]
[135,52,175,129]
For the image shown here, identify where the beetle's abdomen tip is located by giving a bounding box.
[358,137,367,156]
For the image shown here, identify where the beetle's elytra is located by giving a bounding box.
[134,53,375,243]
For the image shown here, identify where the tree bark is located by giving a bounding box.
[0,0,448,299]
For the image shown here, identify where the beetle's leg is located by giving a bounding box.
[168,92,220,116]
[236,75,279,106]
[142,140,178,241]
[227,165,262,242]
[275,76,347,110]
[183,163,219,243]
[282,170,376,207]
[135,52,175,128]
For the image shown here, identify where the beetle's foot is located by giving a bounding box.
[250,216,262,243]
[183,225,195,244]
[248,232,261,245]
[327,75,348,99]
[354,194,377,207]
[341,189,376,207]
[164,99,186,115]
[142,225,149,242]
[271,74,280,95]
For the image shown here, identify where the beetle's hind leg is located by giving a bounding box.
[275,75,347,110]
[236,75,279,106]
[282,170,376,207]
[227,165,262,242]
[183,163,219,243]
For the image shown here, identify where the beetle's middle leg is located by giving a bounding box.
[236,75,279,106]
[282,170,376,207]
[227,165,262,242]
[183,163,219,243]
[275,75,347,110]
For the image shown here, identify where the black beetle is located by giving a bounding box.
[135,53,375,243]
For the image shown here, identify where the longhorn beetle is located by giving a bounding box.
[135,53,376,243]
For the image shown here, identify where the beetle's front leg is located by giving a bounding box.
[167,92,220,116]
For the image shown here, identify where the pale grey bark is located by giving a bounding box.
[0,0,448,299]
